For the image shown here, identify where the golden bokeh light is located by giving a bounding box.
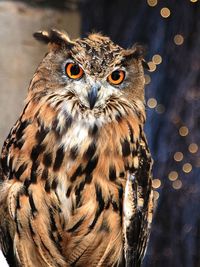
[168,171,178,181]
[179,126,189,136]
[188,143,198,153]
[153,191,160,201]
[172,180,183,190]
[148,61,157,72]
[145,74,151,85]
[147,0,158,7]
[147,98,157,108]
[174,152,183,162]
[174,34,184,45]
[190,0,198,2]
[152,54,162,65]
[152,179,161,189]
[160,7,171,18]
[182,163,192,173]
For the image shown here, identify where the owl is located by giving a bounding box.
[0,29,153,267]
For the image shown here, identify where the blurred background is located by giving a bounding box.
[0,0,199,266]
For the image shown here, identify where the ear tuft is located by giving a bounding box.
[33,29,75,48]
[124,44,146,60]
[123,44,149,69]
[131,44,146,59]
[33,30,50,44]
[51,29,72,43]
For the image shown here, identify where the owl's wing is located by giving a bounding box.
[123,134,153,267]
[0,124,20,267]
[0,206,18,267]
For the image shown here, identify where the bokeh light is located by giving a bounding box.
[155,104,165,114]
[145,74,151,85]
[160,7,171,18]
[174,34,184,45]
[188,143,198,153]
[148,61,157,72]
[174,152,184,162]
[172,180,183,190]
[179,126,189,136]
[147,0,158,7]
[168,171,178,181]
[147,98,157,108]
[152,179,162,189]
[153,191,160,201]
[152,54,162,65]
[182,163,192,173]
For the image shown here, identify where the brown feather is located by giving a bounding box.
[0,29,153,267]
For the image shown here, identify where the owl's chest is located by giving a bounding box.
[54,120,127,218]
[53,121,128,265]
[53,116,140,226]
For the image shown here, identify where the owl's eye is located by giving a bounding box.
[107,70,125,85]
[65,63,84,80]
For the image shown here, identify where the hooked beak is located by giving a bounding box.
[87,84,100,110]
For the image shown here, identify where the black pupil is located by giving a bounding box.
[70,64,80,75]
[111,71,121,81]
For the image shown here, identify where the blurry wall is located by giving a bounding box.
[0,1,80,148]
[0,1,80,265]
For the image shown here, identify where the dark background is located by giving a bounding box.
[1,0,200,266]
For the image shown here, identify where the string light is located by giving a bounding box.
[152,54,162,65]
[147,98,157,108]
[152,179,161,189]
[144,74,151,85]
[160,7,171,18]
[182,163,192,173]
[148,61,157,72]
[172,180,183,190]
[174,152,183,162]
[174,34,184,45]
[168,171,178,181]
[188,143,198,153]
[179,126,189,136]
[147,0,158,7]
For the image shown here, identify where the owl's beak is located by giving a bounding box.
[87,84,100,109]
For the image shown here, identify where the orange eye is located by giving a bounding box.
[107,70,125,85]
[65,63,84,80]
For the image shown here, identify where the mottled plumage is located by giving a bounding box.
[0,29,153,267]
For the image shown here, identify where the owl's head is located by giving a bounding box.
[31,29,147,124]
